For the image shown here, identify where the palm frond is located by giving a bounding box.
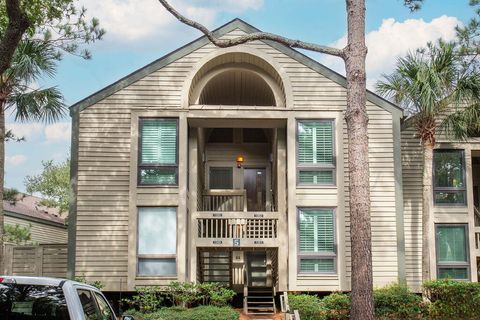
[440,103,480,140]
[5,39,60,85]
[9,87,66,123]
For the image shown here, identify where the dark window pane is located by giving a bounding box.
[437,226,467,263]
[434,191,466,205]
[0,284,70,320]
[77,289,99,320]
[243,128,267,143]
[438,267,469,280]
[139,168,177,185]
[209,167,233,189]
[207,128,233,143]
[94,293,115,320]
[434,150,464,188]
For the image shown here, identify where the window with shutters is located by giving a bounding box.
[297,120,335,186]
[138,118,178,185]
[435,224,470,280]
[298,208,336,274]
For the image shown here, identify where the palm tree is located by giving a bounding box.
[376,40,480,281]
[0,38,66,269]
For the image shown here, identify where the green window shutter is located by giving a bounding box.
[437,226,467,263]
[300,258,335,273]
[299,209,334,253]
[298,121,333,165]
[298,170,334,185]
[141,119,177,164]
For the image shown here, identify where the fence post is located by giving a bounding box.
[3,245,14,275]
[35,246,44,276]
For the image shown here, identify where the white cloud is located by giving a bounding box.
[321,15,461,89]
[6,154,27,166]
[80,0,263,42]
[6,123,43,140]
[45,123,71,142]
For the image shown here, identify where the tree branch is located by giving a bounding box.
[0,0,30,75]
[158,0,345,58]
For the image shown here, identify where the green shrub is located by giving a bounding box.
[321,292,350,320]
[196,282,236,306]
[288,294,325,320]
[374,284,425,319]
[424,279,480,319]
[165,281,203,307]
[123,286,164,314]
[124,306,239,320]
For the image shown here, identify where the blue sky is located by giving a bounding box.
[5,0,476,191]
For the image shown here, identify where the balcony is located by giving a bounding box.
[194,189,279,247]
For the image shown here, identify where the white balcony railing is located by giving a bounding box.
[194,212,279,247]
[200,189,247,212]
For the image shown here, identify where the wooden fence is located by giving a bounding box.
[2,243,68,278]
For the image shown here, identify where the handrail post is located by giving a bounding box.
[243,189,247,212]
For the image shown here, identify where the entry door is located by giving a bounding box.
[244,168,266,211]
[247,252,267,287]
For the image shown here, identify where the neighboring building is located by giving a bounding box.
[4,194,67,244]
[68,18,480,302]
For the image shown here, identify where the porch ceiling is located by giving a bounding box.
[188,118,286,128]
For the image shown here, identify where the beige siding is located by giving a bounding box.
[401,126,423,290]
[4,215,67,244]
[343,104,398,288]
[76,27,401,291]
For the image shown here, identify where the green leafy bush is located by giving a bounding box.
[374,284,425,319]
[74,275,104,290]
[288,294,325,320]
[197,283,236,306]
[123,286,164,314]
[322,292,350,320]
[165,281,203,307]
[424,279,480,319]
[123,306,238,320]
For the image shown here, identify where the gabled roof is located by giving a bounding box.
[70,18,403,117]
[4,194,66,227]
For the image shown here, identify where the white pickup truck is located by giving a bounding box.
[0,276,135,320]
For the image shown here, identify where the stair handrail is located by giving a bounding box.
[243,265,248,314]
[474,206,480,227]
[281,292,301,320]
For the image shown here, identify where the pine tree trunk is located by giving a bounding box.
[344,0,374,319]
[0,99,5,273]
[422,143,434,281]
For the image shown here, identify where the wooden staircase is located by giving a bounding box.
[244,286,276,315]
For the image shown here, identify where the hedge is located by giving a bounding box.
[424,279,480,319]
[124,306,239,320]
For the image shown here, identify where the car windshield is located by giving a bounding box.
[0,283,70,320]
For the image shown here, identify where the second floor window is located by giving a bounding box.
[139,118,178,186]
[297,120,335,186]
[433,149,466,205]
